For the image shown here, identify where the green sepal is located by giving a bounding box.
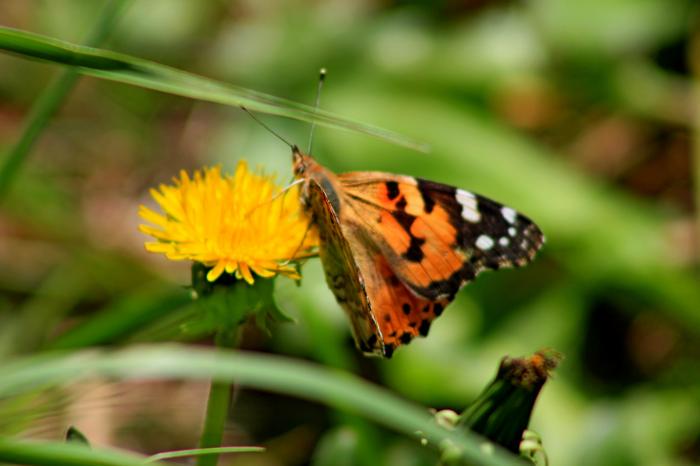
[191,263,294,336]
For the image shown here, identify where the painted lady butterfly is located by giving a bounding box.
[293,147,544,357]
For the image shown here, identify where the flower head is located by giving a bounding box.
[459,350,560,453]
[139,161,317,284]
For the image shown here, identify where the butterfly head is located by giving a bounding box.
[291,145,308,178]
[292,146,324,180]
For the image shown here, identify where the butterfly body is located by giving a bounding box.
[293,147,544,357]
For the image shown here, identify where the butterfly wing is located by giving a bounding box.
[346,242,450,357]
[304,180,384,355]
[338,172,545,301]
[306,175,447,357]
[299,151,543,358]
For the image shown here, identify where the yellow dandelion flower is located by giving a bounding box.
[139,161,317,284]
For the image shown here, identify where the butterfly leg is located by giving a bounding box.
[280,212,319,264]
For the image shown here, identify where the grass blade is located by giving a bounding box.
[0,27,428,153]
[0,438,163,466]
[0,345,525,466]
[146,446,264,462]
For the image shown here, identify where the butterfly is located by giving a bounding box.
[292,146,545,358]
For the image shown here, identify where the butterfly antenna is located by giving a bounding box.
[307,67,326,154]
[243,178,306,220]
[240,106,294,149]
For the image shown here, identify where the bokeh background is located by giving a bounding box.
[1,1,700,465]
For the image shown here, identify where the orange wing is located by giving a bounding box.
[338,172,544,301]
[346,240,450,357]
[305,174,448,357]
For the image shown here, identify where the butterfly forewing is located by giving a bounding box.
[339,173,545,301]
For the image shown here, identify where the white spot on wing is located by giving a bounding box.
[476,235,494,250]
[499,237,510,247]
[456,189,480,223]
[501,207,517,224]
[508,227,517,237]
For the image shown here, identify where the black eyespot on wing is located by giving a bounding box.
[395,196,407,210]
[358,340,370,352]
[402,236,425,262]
[386,181,400,200]
[392,210,415,233]
[391,210,427,263]
[384,344,395,358]
[399,332,412,344]
[367,334,378,348]
[419,319,431,336]
[417,180,436,213]
[402,303,411,315]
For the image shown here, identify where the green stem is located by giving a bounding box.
[147,446,264,463]
[196,328,240,466]
[0,0,131,199]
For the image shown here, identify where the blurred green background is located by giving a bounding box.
[1,0,700,465]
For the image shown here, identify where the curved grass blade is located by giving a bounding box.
[146,446,264,463]
[0,27,428,153]
[0,437,165,466]
[0,345,523,466]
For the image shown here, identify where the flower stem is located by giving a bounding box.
[196,328,239,466]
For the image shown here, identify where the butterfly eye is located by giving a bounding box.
[293,164,305,177]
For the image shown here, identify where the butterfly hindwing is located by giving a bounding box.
[355,249,450,357]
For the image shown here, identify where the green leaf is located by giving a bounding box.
[0,27,427,153]
[0,345,525,466]
[0,437,161,466]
